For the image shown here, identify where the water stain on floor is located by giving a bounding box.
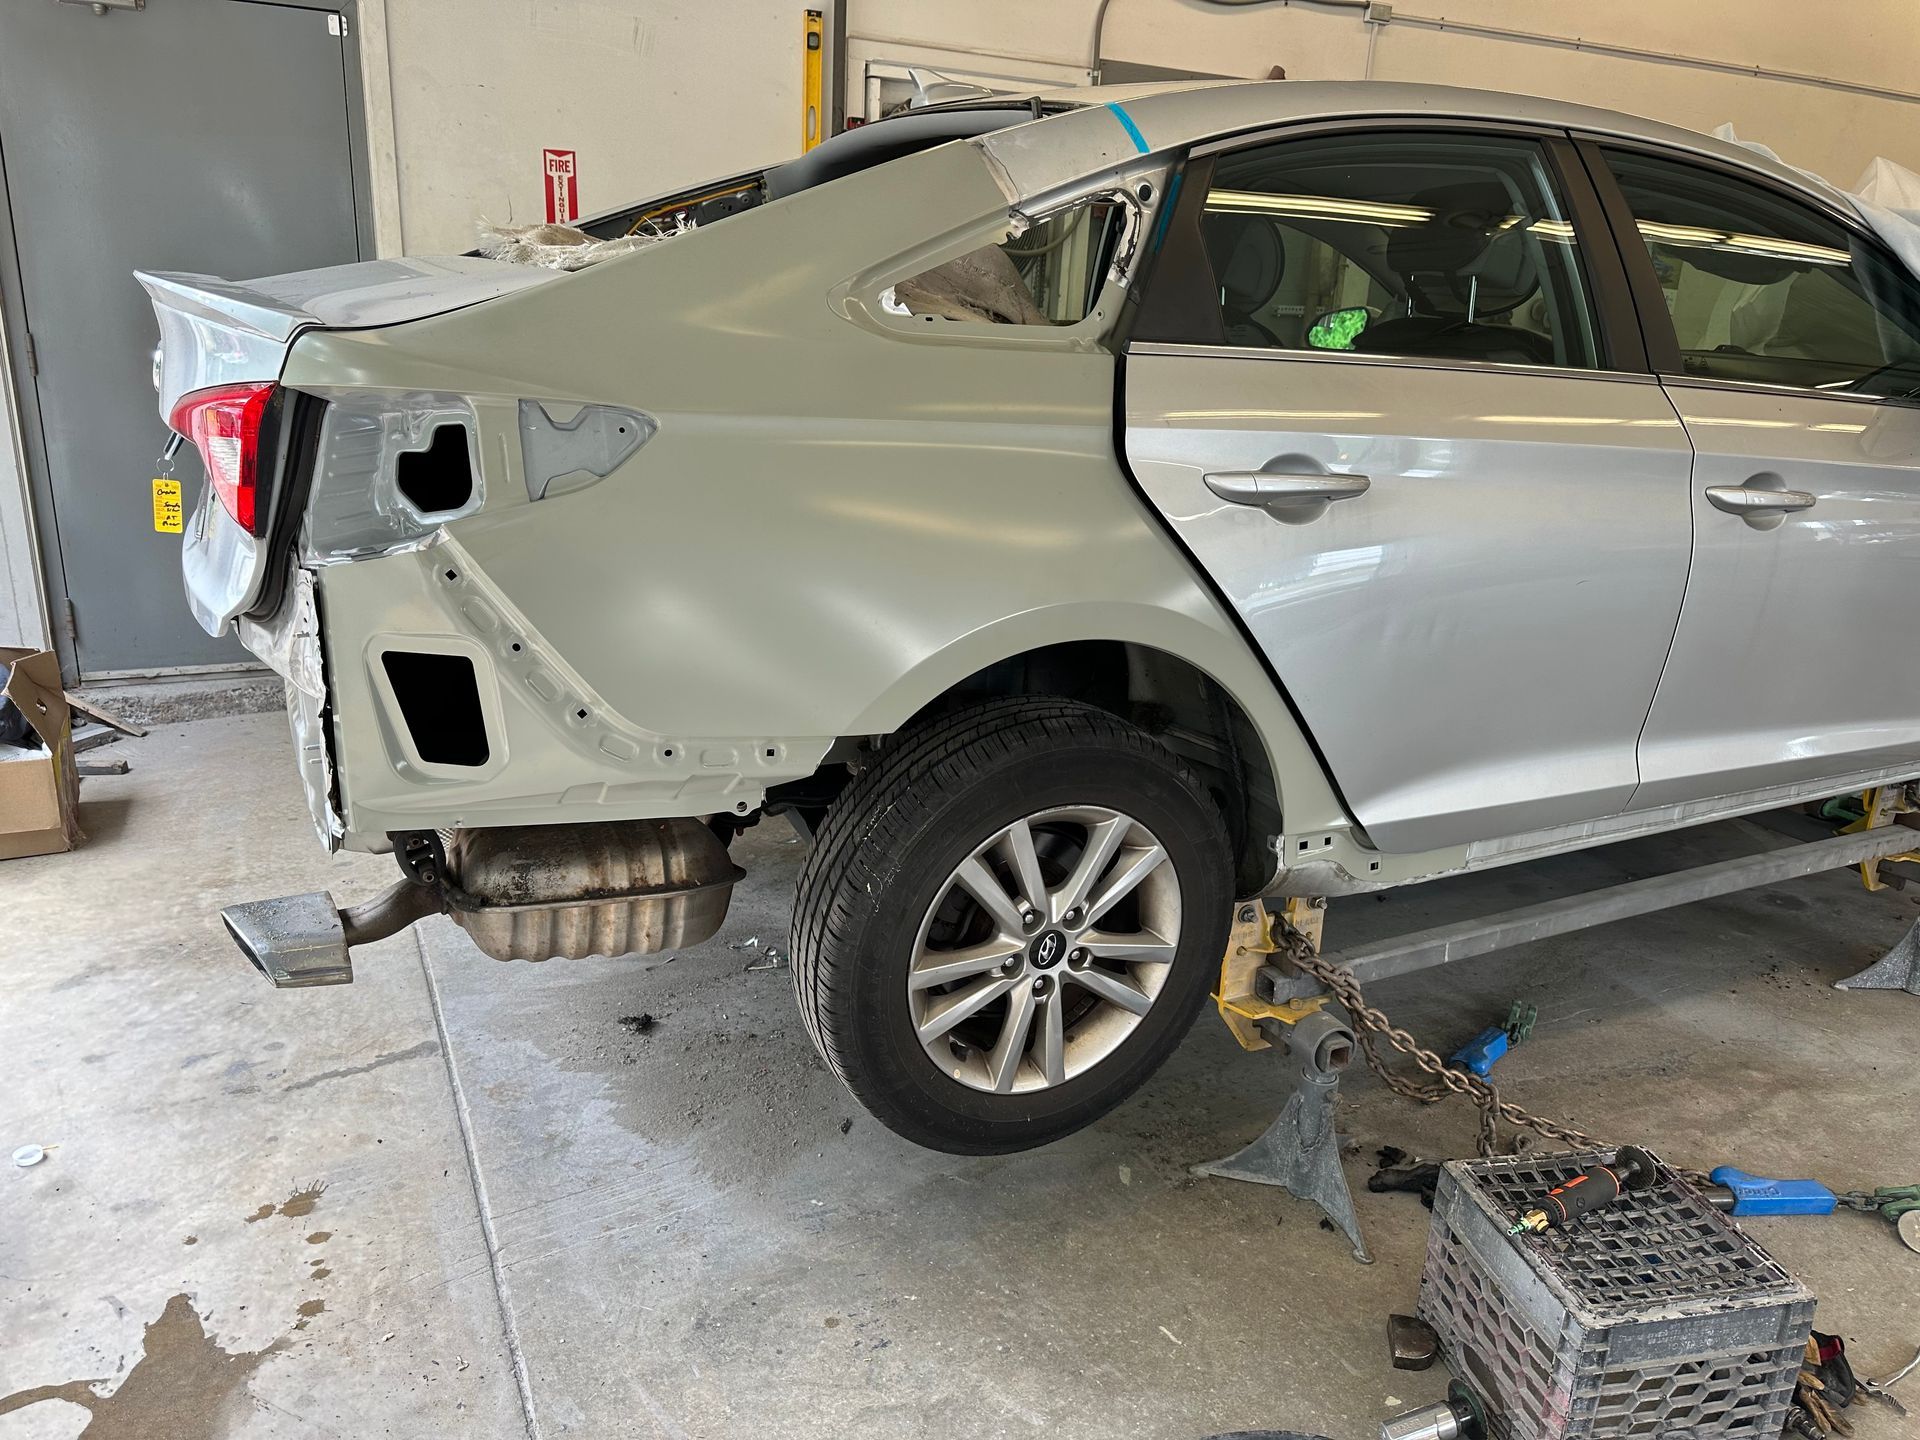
[243,1181,327,1224]
[0,1292,286,1438]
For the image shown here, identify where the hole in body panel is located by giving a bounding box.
[397,426,475,514]
[381,651,490,767]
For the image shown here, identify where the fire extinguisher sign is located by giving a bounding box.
[543,148,578,224]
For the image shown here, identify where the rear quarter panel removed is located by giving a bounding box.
[280,138,1344,850]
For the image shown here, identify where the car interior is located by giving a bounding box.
[1195,136,1598,369]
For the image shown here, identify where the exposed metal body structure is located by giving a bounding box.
[139,76,1920,1045]
[144,79,1920,898]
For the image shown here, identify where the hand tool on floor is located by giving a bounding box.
[1860,1344,1920,1417]
[1507,1146,1658,1235]
[1386,1313,1440,1371]
[1447,1001,1536,1079]
[1380,1383,1485,1440]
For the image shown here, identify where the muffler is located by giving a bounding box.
[223,818,743,987]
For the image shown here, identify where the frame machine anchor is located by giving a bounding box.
[1195,899,1372,1263]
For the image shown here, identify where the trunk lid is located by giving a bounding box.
[140,255,559,635]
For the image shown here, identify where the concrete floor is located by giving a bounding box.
[3,712,1917,1439]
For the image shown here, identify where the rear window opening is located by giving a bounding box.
[395,425,475,515]
[575,104,1066,244]
[381,650,490,767]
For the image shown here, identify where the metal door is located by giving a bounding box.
[1582,140,1920,808]
[1122,352,1695,853]
[0,0,361,676]
[1632,385,1920,807]
[1120,124,1696,854]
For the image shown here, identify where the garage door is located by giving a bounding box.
[0,0,363,676]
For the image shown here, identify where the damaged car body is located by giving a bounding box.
[144,81,1920,1152]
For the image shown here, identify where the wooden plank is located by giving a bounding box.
[62,692,147,737]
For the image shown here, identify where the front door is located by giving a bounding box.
[1589,144,1920,807]
[0,0,362,676]
[1122,127,1695,854]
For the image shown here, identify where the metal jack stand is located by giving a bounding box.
[1836,784,1920,996]
[1194,811,1920,1264]
[1836,917,1920,996]
[1194,1006,1371,1263]
[1194,901,1373,1263]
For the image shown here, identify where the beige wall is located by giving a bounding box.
[365,0,804,255]
[362,1,1920,257]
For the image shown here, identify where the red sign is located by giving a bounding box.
[543,148,578,224]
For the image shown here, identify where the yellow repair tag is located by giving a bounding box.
[152,477,183,533]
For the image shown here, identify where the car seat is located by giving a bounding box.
[1202,213,1287,346]
[1355,180,1555,365]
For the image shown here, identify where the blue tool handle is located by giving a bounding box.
[1449,1026,1510,1079]
[1709,1166,1839,1216]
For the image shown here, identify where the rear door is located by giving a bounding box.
[1122,125,1695,854]
[1587,142,1920,808]
[0,0,361,676]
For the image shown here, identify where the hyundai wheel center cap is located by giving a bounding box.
[1030,929,1067,969]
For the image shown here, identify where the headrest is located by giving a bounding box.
[1388,180,1541,313]
[1463,226,1539,309]
[1204,214,1286,313]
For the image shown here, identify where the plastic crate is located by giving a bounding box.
[1417,1149,1813,1440]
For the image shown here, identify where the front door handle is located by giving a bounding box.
[1204,469,1370,523]
[1705,484,1816,529]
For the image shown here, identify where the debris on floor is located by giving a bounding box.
[732,934,792,971]
[69,722,121,754]
[618,1013,656,1034]
[12,1143,47,1167]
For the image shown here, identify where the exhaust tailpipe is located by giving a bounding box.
[223,817,742,986]
[222,879,442,988]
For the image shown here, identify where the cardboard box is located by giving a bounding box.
[0,648,83,861]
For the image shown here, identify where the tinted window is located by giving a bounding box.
[1143,131,1602,368]
[1605,148,1920,397]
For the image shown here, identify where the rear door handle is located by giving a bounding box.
[1204,470,1370,522]
[1705,484,1817,526]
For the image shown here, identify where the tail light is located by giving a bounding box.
[168,382,274,535]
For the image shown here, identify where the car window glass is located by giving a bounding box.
[1155,130,1602,368]
[1603,147,1920,398]
[887,196,1124,326]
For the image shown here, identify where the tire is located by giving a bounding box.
[792,697,1234,1154]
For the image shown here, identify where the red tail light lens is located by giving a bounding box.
[168,382,274,535]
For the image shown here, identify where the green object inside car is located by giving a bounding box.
[1307,305,1369,350]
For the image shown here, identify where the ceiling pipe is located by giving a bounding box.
[1088,0,1920,107]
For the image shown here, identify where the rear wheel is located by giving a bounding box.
[792,698,1233,1153]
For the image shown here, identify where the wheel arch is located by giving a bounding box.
[840,605,1310,898]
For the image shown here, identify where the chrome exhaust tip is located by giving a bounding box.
[221,892,353,988]
[222,878,446,988]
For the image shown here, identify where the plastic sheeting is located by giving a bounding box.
[1714,124,1920,282]
[477,217,692,271]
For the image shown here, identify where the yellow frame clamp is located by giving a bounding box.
[1213,897,1331,1052]
[1845,785,1920,892]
